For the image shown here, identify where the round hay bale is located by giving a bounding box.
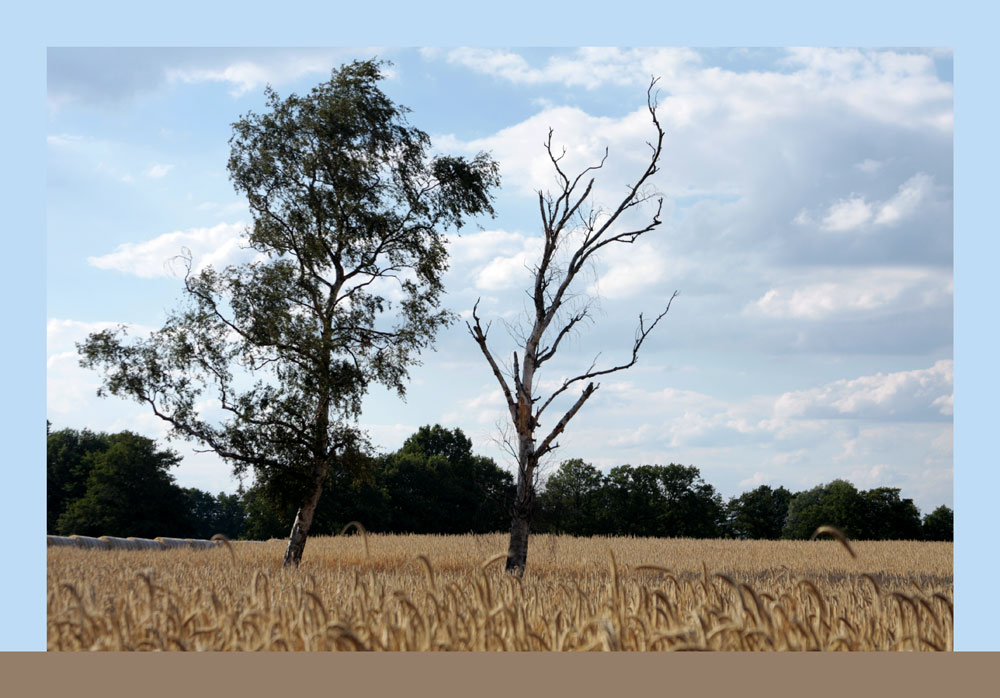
[186,538,219,550]
[127,537,166,550]
[100,536,138,550]
[155,536,194,549]
[70,535,110,550]
[47,535,78,548]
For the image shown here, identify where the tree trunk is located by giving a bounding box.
[506,506,532,575]
[282,463,328,568]
[505,434,536,575]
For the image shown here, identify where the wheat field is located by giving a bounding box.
[47,532,953,651]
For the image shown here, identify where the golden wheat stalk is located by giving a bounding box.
[809,525,857,558]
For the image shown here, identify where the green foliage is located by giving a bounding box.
[181,488,247,540]
[239,484,292,541]
[378,425,513,534]
[76,60,500,548]
[536,459,606,536]
[54,431,188,538]
[857,487,923,540]
[537,462,724,538]
[49,425,250,539]
[922,505,953,541]
[726,485,793,539]
[782,480,864,539]
[783,480,932,541]
[46,427,110,533]
[237,425,513,537]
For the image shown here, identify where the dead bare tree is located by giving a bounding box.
[468,79,677,575]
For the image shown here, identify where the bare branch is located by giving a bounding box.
[536,305,591,365]
[535,382,598,458]
[466,299,518,422]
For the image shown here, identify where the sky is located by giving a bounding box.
[46,47,954,515]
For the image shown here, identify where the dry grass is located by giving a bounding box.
[47,533,952,651]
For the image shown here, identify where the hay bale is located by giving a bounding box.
[100,536,139,550]
[47,535,78,548]
[127,537,166,550]
[71,535,109,550]
[155,536,194,549]
[186,538,220,550]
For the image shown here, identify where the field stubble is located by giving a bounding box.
[47,533,952,651]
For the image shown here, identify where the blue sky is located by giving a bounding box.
[46,47,953,515]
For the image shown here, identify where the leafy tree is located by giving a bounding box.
[536,458,605,536]
[380,425,513,534]
[77,59,500,566]
[182,488,248,540]
[726,485,793,539]
[379,449,443,533]
[654,464,725,538]
[600,463,724,538]
[467,80,674,574]
[922,505,953,541]
[47,427,109,533]
[236,457,391,540]
[240,484,291,541]
[603,465,662,537]
[782,480,864,540]
[213,491,247,539]
[56,431,189,537]
[858,487,923,540]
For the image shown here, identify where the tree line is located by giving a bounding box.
[47,423,953,542]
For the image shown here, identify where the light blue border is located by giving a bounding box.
[7,0,992,651]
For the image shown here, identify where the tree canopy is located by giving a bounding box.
[77,59,500,565]
[52,430,187,538]
[922,505,953,541]
[726,485,793,540]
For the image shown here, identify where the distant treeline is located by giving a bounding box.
[47,423,953,542]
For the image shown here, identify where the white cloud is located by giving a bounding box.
[440,47,701,90]
[586,242,682,300]
[441,387,509,426]
[847,463,902,489]
[46,318,159,417]
[781,48,953,131]
[434,104,665,201]
[361,423,421,453]
[807,172,938,233]
[95,160,134,184]
[855,158,884,174]
[874,173,934,226]
[792,209,813,225]
[748,267,952,321]
[475,251,535,291]
[821,195,873,231]
[163,49,380,97]
[738,471,774,489]
[437,47,951,133]
[47,318,157,354]
[447,229,531,264]
[87,222,252,278]
[774,360,953,421]
[463,233,544,292]
[144,163,174,178]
